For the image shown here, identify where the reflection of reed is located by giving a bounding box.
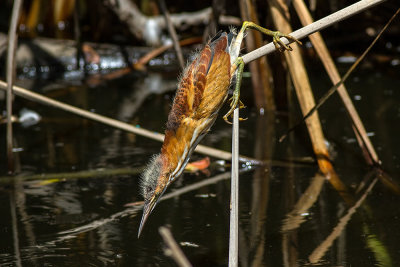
[281,56,298,267]
[159,226,192,267]
[248,113,276,267]
[10,191,22,267]
[40,169,250,246]
[269,0,352,206]
[98,73,176,165]
[308,177,378,264]
[281,173,325,232]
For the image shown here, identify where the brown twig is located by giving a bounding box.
[279,7,399,160]
[134,36,202,70]
[287,1,399,167]
[104,0,240,46]
[158,0,185,69]
[0,167,143,184]
[159,226,192,267]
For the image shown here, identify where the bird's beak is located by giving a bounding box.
[137,186,167,238]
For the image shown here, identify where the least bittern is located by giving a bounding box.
[138,22,300,237]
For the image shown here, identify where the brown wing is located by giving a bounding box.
[194,33,231,119]
[165,42,213,133]
[191,45,212,111]
[163,33,230,149]
[161,33,230,173]
[165,63,194,133]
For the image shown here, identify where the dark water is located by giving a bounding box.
[1,58,400,266]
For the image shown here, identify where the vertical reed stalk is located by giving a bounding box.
[229,107,239,267]
[6,0,24,173]
[239,0,276,111]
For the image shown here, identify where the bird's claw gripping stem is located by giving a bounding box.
[241,21,302,52]
[272,31,302,52]
[223,21,302,124]
[223,97,247,124]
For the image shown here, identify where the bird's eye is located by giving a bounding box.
[145,186,153,197]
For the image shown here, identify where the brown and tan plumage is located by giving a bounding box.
[138,32,232,236]
[137,22,300,237]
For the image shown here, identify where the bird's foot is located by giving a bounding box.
[271,31,302,52]
[223,95,247,124]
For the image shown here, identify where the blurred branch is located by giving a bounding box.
[103,0,239,46]
[0,80,261,165]
[158,0,185,69]
[0,167,143,184]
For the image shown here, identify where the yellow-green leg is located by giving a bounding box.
[223,57,246,124]
[239,21,302,52]
[223,21,301,123]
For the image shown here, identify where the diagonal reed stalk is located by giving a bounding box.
[292,0,379,165]
[0,80,261,165]
[269,0,353,204]
[158,0,185,69]
[282,5,399,164]
[241,0,387,64]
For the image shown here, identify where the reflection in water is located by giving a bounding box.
[247,113,275,267]
[54,191,82,214]
[1,64,400,266]
[281,173,325,232]
[98,72,176,166]
[308,177,378,264]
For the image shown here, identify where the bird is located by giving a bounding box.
[137,22,301,237]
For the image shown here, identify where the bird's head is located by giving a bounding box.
[138,154,170,237]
